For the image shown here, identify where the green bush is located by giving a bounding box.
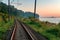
[21,18,60,40]
[0,19,14,40]
[46,29,59,37]
[28,21,42,27]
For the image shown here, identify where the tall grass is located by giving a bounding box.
[0,18,14,40]
[20,18,60,40]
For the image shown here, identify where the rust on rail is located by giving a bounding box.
[10,22,17,40]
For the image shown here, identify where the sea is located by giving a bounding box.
[39,18,60,24]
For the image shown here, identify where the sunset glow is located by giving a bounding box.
[2,0,60,17]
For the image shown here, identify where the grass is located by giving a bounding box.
[0,17,14,40]
[20,18,60,40]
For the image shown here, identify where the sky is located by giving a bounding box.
[1,0,60,17]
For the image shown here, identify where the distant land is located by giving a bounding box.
[40,16,60,18]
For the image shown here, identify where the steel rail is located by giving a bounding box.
[10,20,47,40]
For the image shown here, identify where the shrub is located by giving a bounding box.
[28,20,42,27]
[46,29,59,37]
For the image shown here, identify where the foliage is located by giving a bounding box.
[46,29,59,37]
[0,19,14,40]
[21,18,60,40]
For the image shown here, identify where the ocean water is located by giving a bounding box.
[39,18,60,24]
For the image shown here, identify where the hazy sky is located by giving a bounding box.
[2,0,60,17]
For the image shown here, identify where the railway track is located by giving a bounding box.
[10,20,47,40]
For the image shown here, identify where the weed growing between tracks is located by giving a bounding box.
[20,18,60,40]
